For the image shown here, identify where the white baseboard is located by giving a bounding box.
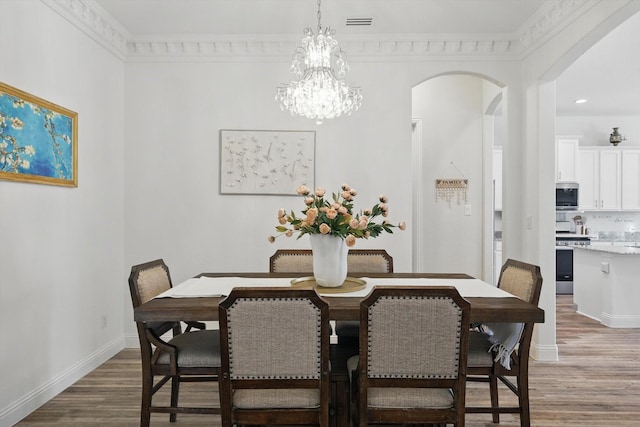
[530,342,559,362]
[0,337,124,427]
[602,312,640,328]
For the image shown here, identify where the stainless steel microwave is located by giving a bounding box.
[556,182,579,210]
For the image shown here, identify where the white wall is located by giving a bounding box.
[0,1,125,425]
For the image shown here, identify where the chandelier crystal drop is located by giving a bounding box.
[275,0,362,124]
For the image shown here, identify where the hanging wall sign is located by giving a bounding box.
[436,179,468,207]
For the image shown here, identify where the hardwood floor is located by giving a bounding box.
[16,296,640,426]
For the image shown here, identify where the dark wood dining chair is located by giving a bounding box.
[465,258,543,427]
[269,248,393,344]
[349,286,471,426]
[218,287,331,427]
[128,259,221,427]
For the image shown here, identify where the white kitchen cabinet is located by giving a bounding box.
[556,137,579,182]
[578,148,621,210]
[493,148,502,211]
[622,150,640,210]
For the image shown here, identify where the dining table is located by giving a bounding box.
[134,272,545,324]
[133,272,544,427]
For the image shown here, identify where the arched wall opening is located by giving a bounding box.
[411,73,504,282]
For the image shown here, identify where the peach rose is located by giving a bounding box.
[268,236,275,243]
[315,187,325,197]
[319,223,331,234]
[349,188,357,196]
[363,209,372,216]
[399,221,406,230]
[341,191,352,200]
[278,208,286,218]
[349,218,359,228]
[306,208,318,224]
[304,197,315,205]
[285,230,293,237]
[296,185,310,195]
[338,206,348,215]
[345,235,356,247]
[379,195,388,203]
[278,217,287,225]
[342,183,350,191]
[364,231,371,238]
[326,209,338,219]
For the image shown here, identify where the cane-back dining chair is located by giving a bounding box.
[218,287,331,427]
[128,259,221,427]
[349,286,471,427]
[269,248,393,344]
[466,258,543,427]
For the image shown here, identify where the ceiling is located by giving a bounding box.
[93,0,548,37]
[92,0,640,116]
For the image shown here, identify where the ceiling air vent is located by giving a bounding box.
[346,17,373,27]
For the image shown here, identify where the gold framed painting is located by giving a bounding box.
[0,82,78,187]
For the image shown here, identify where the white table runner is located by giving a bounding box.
[156,276,512,299]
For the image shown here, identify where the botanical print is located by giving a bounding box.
[220,129,314,195]
[0,82,77,187]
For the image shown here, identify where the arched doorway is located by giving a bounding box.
[411,73,504,282]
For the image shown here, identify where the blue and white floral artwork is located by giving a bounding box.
[0,82,77,187]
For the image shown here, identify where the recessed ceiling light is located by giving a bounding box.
[574,99,587,104]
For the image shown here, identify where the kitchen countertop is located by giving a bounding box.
[574,244,640,255]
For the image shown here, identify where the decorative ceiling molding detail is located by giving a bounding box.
[45,0,591,61]
[516,0,599,54]
[126,38,517,60]
[43,0,129,60]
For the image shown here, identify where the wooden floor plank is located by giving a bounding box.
[16,296,640,426]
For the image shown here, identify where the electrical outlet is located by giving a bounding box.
[464,204,471,216]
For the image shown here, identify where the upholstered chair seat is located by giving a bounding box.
[466,331,495,367]
[368,387,455,409]
[155,329,221,367]
[233,389,320,409]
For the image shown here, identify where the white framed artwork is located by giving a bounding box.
[219,129,315,195]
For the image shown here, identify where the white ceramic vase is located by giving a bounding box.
[309,234,348,287]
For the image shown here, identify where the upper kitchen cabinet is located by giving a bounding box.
[579,148,622,210]
[622,150,640,210]
[556,137,579,182]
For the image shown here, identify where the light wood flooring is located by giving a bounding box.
[16,296,640,426]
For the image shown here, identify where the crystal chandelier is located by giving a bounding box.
[275,0,362,124]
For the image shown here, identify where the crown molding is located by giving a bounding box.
[43,0,591,62]
[42,0,129,60]
[516,0,600,57]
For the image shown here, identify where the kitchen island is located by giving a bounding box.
[573,244,640,328]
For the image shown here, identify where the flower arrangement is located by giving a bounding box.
[269,184,406,247]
